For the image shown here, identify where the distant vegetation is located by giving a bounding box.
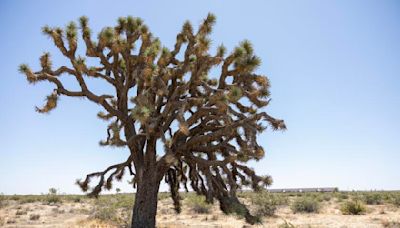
[1,190,400,226]
[392,194,400,207]
[0,194,6,208]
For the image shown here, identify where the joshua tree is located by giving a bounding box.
[19,13,285,227]
[48,188,57,195]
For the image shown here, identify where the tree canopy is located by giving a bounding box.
[19,13,285,226]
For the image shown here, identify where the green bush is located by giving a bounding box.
[317,193,332,202]
[186,194,211,214]
[278,220,296,228]
[94,194,134,211]
[92,206,118,221]
[249,192,283,217]
[340,200,366,215]
[90,194,134,226]
[16,210,28,215]
[291,197,320,213]
[45,194,61,204]
[10,195,21,201]
[272,193,289,205]
[351,193,361,200]
[157,192,170,201]
[0,194,5,208]
[29,214,40,220]
[390,194,400,207]
[362,193,383,205]
[20,196,41,204]
[382,220,400,228]
[113,194,134,209]
[335,192,349,200]
[380,192,393,202]
[73,197,82,203]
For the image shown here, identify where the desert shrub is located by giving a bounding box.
[6,218,16,224]
[45,194,61,204]
[340,200,366,215]
[385,192,400,207]
[186,194,211,214]
[29,214,40,220]
[20,196,41,204]
[158,192,170,201]
[90,206,127,227]
[316,193,332,202]
[92,206,118,221]
[73,197,82,203]
[380,192,393,202]
[334,192,349,201]
[248,192,288,205]
[254,200,276,217]
[113,194,134,209]
[362,193,383,205]
[10,195,21,201]
[390,193,400,207]
[52,208,65,214]
[16,210,28,215]
[352,192,366,201]
[272,193,289,205]
[211,214,219,220]
[97,194,133,209]
[249,192,286,217]
[89,194,134,226]
[0,194,6,208]
[78,208,91,214]
[0,216,4,226]
[278,220,296,228]
[303,193,322,202]
[44,188,61,204]
[291,197,320,213]
[382,220,400,228]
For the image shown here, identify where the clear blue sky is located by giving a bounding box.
[1,0,399,194]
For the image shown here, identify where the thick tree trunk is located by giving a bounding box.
[131,169,160,228]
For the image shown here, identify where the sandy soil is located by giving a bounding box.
[155,198,400,228]
[1,198,399,227]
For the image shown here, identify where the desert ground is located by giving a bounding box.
[1,191,400,228]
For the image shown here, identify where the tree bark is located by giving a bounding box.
[131,169,161,228]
